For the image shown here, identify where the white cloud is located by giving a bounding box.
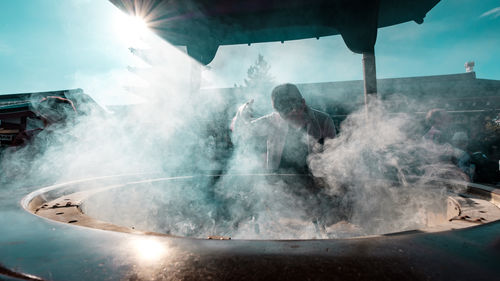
[480,7,500,18]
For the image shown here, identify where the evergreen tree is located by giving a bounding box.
[233,54,276,115]
[236,54,274,90]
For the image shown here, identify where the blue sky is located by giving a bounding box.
[0,0,499,104]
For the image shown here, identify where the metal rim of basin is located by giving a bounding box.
[21,173,500,240]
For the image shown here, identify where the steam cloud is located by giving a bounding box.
[0,33,467,239]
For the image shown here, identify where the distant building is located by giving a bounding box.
[296,71,500,116]
[0,89,103,147]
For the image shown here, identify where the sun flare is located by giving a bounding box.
[131,238,168,262]
[112,12,151,46]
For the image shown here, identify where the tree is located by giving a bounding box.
[235,54,274,90]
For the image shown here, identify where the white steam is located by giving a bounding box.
[308,98,467,234]
[0,31,467,239]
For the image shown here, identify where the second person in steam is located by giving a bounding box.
[231,83,336,173]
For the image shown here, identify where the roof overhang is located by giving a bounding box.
[109,0,440,64]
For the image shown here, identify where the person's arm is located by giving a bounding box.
[231,100,273,137]
[323,115,336,139]
[230,100,254,132]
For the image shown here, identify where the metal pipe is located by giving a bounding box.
[362,52,377,106]
[190,60,202,94]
